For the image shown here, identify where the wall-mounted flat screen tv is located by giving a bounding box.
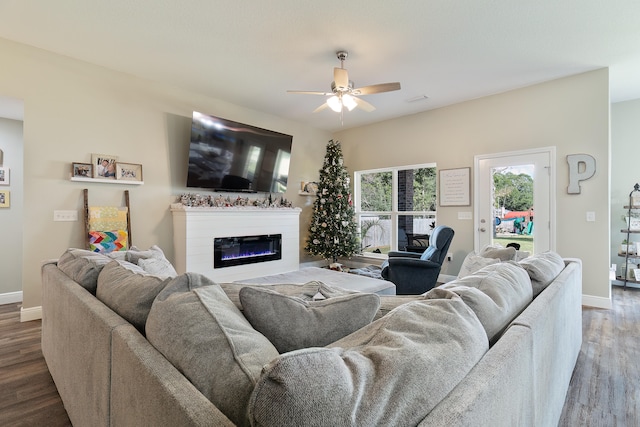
[187,111,293,193]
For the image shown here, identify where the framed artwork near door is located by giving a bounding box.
[439,167,470,206]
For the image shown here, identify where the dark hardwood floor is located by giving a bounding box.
[0,303,71,426]
[559,286,640,427]
[0,286,638,426]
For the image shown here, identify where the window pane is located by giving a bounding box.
[360,171,392,212]
[397,167,436,212]
[398,214,436,251]
[359,215,391,254]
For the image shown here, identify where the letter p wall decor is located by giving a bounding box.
[567,154,596,194]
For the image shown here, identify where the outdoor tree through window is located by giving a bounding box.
[355,164,437,256]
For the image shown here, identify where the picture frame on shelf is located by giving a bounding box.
[0,190,9,207]
[0,167,9,185]
[91,153,118,179]
[72,162,93,178]
[116,162,143,182]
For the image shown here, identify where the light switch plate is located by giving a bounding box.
[458,211,472,220]
[54,210,78,221]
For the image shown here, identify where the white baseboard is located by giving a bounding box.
[581,294,612,309]
[0,291,22,305]
[20,306,42,322]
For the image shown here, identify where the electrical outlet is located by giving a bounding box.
[53,210,78,222]
[447,252,453,261]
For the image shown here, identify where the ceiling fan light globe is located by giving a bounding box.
[327,96,343,112]
[342,94,357,111]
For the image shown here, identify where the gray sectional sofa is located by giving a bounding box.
[41,247,582,427]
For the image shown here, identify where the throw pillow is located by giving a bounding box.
[239,286,380,353]
[96,260,172,333]
[57,248,113,294]
[146,275,279,427]
[518,251,565,297]
[248,297,488,427]
[458,251,500,278]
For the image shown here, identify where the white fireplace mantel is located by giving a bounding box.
[171,205,301,282]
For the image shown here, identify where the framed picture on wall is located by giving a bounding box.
[0,190,9,207]
[72,162,93,178]
[116,162,143,182]
[0,167,9,185]
[439,167,471,206]
[91,153,118,179]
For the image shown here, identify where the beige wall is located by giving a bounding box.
[0,38,331,310]
[0,35,614,309]
[0,117,24,296]
[335,69,611,305]
[611,99,640,281]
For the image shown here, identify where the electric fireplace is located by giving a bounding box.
[214,234,282,268]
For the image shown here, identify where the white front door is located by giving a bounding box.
[474,148,556,254]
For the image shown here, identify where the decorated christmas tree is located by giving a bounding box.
[305,140,360,263]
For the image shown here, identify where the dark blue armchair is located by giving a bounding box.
[380,225,455,294]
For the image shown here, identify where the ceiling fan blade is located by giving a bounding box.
[352,82,401,95]
[354,97,376,112]
[287,90,333,95]
[334,67,349,89]
[313,102,330,113]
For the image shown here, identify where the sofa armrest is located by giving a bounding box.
[387,251,423,259]
[387,257,440,270]
[42,263,129,427]
[110,325,235,427]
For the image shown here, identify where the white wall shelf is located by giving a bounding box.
[70,177,144,185]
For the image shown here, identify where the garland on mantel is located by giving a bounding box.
[177,193,294,209]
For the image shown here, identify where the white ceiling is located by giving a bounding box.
[1,1,640,131]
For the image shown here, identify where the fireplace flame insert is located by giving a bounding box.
[214,234,282,268]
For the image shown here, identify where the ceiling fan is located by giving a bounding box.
[287,51,401,114]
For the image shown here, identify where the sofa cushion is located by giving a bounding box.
[458,251,500,278]
[57,248,113,294]
[518,250,565,297]
[96,260,172,333]
[248,296,488,427]
[442,262,533,342]
[146,274,279,427]
[479,244,517,261]
[219,280,356,312]
[239,287,380,353]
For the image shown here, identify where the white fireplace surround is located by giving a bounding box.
[171,205,301,282]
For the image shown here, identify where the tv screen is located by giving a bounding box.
[187,111,293,193]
